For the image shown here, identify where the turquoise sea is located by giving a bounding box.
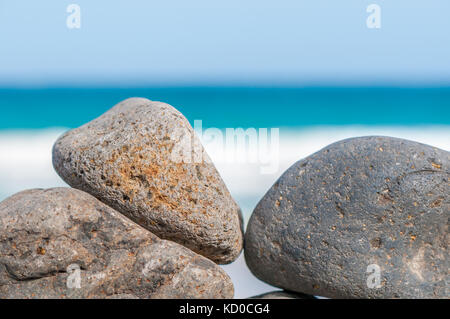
[1,87,450,129]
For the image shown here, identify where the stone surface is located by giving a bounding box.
[52,97,243,264]
[245,136,449,299]
[0,188,234,299]
[249,291,316,299]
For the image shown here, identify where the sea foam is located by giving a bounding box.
[1,126,449,210]
[205,126,450,219]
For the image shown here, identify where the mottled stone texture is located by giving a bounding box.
[249,291,316,299]
[245,136,449,299]
[52,98,243,264]
[0,188,234,299]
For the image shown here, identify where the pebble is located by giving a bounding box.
[245,136,449,298]
[52,97,243,264]
[0,188,234,299]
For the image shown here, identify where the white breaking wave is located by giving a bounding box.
[0,126,449,212]
[205,125,450,219]
[0,129,68,200]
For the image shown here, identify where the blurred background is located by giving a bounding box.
[0,1,449,298]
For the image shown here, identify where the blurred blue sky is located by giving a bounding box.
[1,0,450,87]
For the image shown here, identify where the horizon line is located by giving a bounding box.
[2,82,450,90]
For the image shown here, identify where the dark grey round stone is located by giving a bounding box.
[245,136,449,299]
[249,291,316,299]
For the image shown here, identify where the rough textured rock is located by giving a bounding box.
[245,136,449,299]
[0,188,234,299]
[52,97,243,264]
[249,291,316,299]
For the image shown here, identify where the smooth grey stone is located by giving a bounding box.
[52,97,243,264]
[0,188,234,299]
[245,136,449,299]
[249,291,316,299]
